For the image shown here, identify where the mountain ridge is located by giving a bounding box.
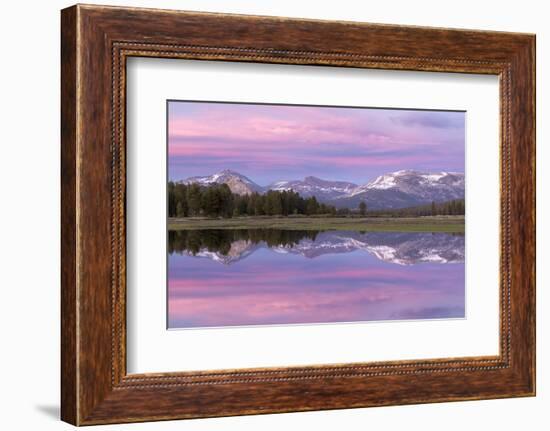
[181,169,264,195]
[173,231,465,266]
[178,169,465,210]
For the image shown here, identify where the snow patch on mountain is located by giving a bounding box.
[268,176,358,200]
[181,169,264,195]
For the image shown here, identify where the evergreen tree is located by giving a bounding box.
[265,191,283,215]
[247,193,257,215]
[167,181,176,216]
[305,196,319,215]
[254,194,266,215]
[187,183,202,216]
[218,184,234,217]
[176,201,186,217]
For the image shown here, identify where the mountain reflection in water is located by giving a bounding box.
[168,229,465,329]
[168,229,464,266]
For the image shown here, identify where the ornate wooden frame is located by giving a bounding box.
[61,4,536,425]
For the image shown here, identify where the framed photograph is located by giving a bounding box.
[61,4,536,425]
[163,101,468,331]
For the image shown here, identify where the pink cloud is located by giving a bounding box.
[167,101,465,190]
[167,107,428,156]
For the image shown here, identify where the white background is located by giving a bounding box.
[127,59,500,373]
[0,0,546,430]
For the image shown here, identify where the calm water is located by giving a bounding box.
[167,229,465,329]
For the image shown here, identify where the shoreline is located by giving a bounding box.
[168,215,465,233]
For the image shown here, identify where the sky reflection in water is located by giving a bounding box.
[167,230,465,329]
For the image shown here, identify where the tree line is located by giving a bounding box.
[368,199,465,217]
[168,181,464,219]
[168,182,338,218]
[169,229,320,255]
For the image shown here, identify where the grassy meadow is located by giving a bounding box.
[168,215,465,233]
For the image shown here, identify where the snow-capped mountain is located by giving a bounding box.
[181,169,264,195]
[180,169,464,209]
[176,231,465,266]
[268,176,358,200]
[278,231,464,265]
[333,170,465,209]
[188,239,261,265]
[354,170,464,200]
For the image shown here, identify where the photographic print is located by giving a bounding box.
[167,101,465,329]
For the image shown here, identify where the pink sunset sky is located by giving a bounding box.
[168,101,465,185]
